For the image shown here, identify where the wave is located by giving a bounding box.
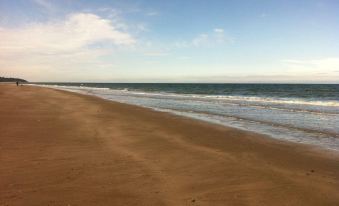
[97,88,339,107]
[210,95,339,107]
[35,84,339,114]
[165,108,339,138]
[30,84,111,91]
[103,89,339,115]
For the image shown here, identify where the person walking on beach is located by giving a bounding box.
[16,81,19,86]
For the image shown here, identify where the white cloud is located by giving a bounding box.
[0,13,135,55]
[0,13,136,81]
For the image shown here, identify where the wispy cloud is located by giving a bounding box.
[178,56,191,60]
[143,51,169,57]
[97,73,339,83]
[95,7,150,34]
[32,0,55,11]
[260,13,268,18]
[175,28,234,48]
[146,11,158,16]
[283,57,339,73]
[214,28,224,33]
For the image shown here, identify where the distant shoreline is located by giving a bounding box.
[0,77,28,83]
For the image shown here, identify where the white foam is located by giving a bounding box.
[98,88,339,107]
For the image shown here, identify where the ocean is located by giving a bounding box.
[33,83,339,151]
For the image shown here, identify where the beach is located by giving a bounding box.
[1,83,339,205]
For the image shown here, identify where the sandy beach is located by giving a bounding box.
[1,83,339,206]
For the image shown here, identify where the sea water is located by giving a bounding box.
[33,83,339,151]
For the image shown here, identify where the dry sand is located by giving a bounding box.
[1,83,339,206]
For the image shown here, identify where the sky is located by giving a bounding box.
[0,0,339,83]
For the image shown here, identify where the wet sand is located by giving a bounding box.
[1,83,339,205]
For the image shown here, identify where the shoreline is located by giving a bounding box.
[35,83,339,153]
[1,83,339,205]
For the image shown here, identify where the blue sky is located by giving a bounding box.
[0,0,339,83]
